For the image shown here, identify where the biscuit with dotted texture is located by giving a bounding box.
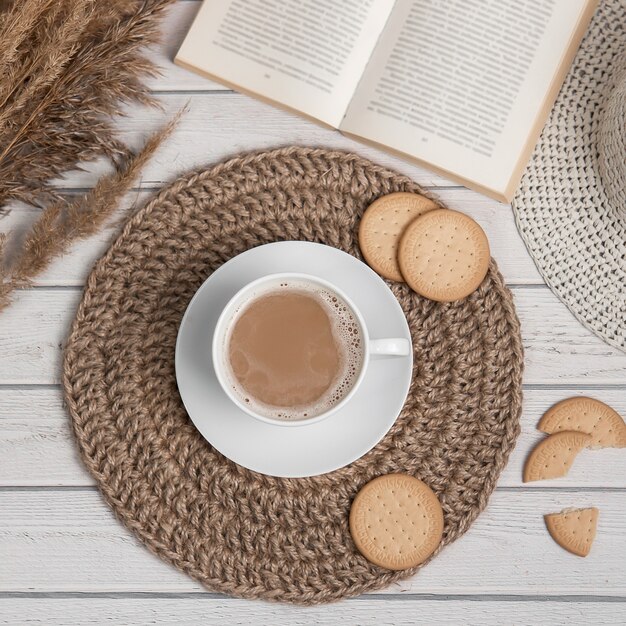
[538,397,626,448]
[398,208,490,301]
[523,431,592,483]
[545,507,598,557]
[359,192,439,281]
[349,474,444,570]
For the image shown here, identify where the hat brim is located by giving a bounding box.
[512,0,626,352]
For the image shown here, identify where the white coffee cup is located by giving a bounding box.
[212,272,410,427]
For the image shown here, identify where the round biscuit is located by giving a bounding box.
[398,209,490,301]
[522,431,591,483]
[349,474,444,570]
[537,396,626,448]
[359,192,438,281]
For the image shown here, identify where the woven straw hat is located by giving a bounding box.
[512,0,626,352]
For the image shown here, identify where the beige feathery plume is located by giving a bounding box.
[0,0,175,207]
[0,0,180,312]
[6,114,180,305]
[0,0,96,129]
[0,0,55,83]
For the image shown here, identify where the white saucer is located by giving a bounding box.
[175,242,413,477]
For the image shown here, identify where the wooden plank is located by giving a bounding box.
[1,387,624,488]
[0,290,79,386]
[0,388,86,488]
[1,597,624,626]
[1,288,625,385]
[0,489,623,595]
[0,188,540,287]
[25,92,457,189]
[513,290,626,384]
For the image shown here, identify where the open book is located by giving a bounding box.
[175,0,598,202]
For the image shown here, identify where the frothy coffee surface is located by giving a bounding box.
[226,283,364,420]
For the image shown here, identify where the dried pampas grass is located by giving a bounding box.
[10,115,180,291]
[0,0,179,312]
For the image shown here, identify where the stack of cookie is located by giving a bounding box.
[359,192,490,301]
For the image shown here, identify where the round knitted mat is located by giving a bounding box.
[63,147,524,604]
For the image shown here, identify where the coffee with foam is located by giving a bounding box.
[223,279,365,421]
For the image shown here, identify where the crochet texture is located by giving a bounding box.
[512,0,626,352]
[64,147,524,604]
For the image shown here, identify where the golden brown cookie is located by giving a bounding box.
[538,397,626,448]
[349,474,444,570]
[398,209,490,301]
[545,507,599,557]
[359,192,439,281]
[523,431,592,483]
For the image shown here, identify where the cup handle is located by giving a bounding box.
[369,338,411,357]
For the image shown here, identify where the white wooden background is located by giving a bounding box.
[1,2,625,624]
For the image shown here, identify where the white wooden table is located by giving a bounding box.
[1,3,625,624]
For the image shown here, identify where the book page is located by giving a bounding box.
[341,0,593,197]
[176,0,395,128]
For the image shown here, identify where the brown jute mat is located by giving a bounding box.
[63,147,524,604]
